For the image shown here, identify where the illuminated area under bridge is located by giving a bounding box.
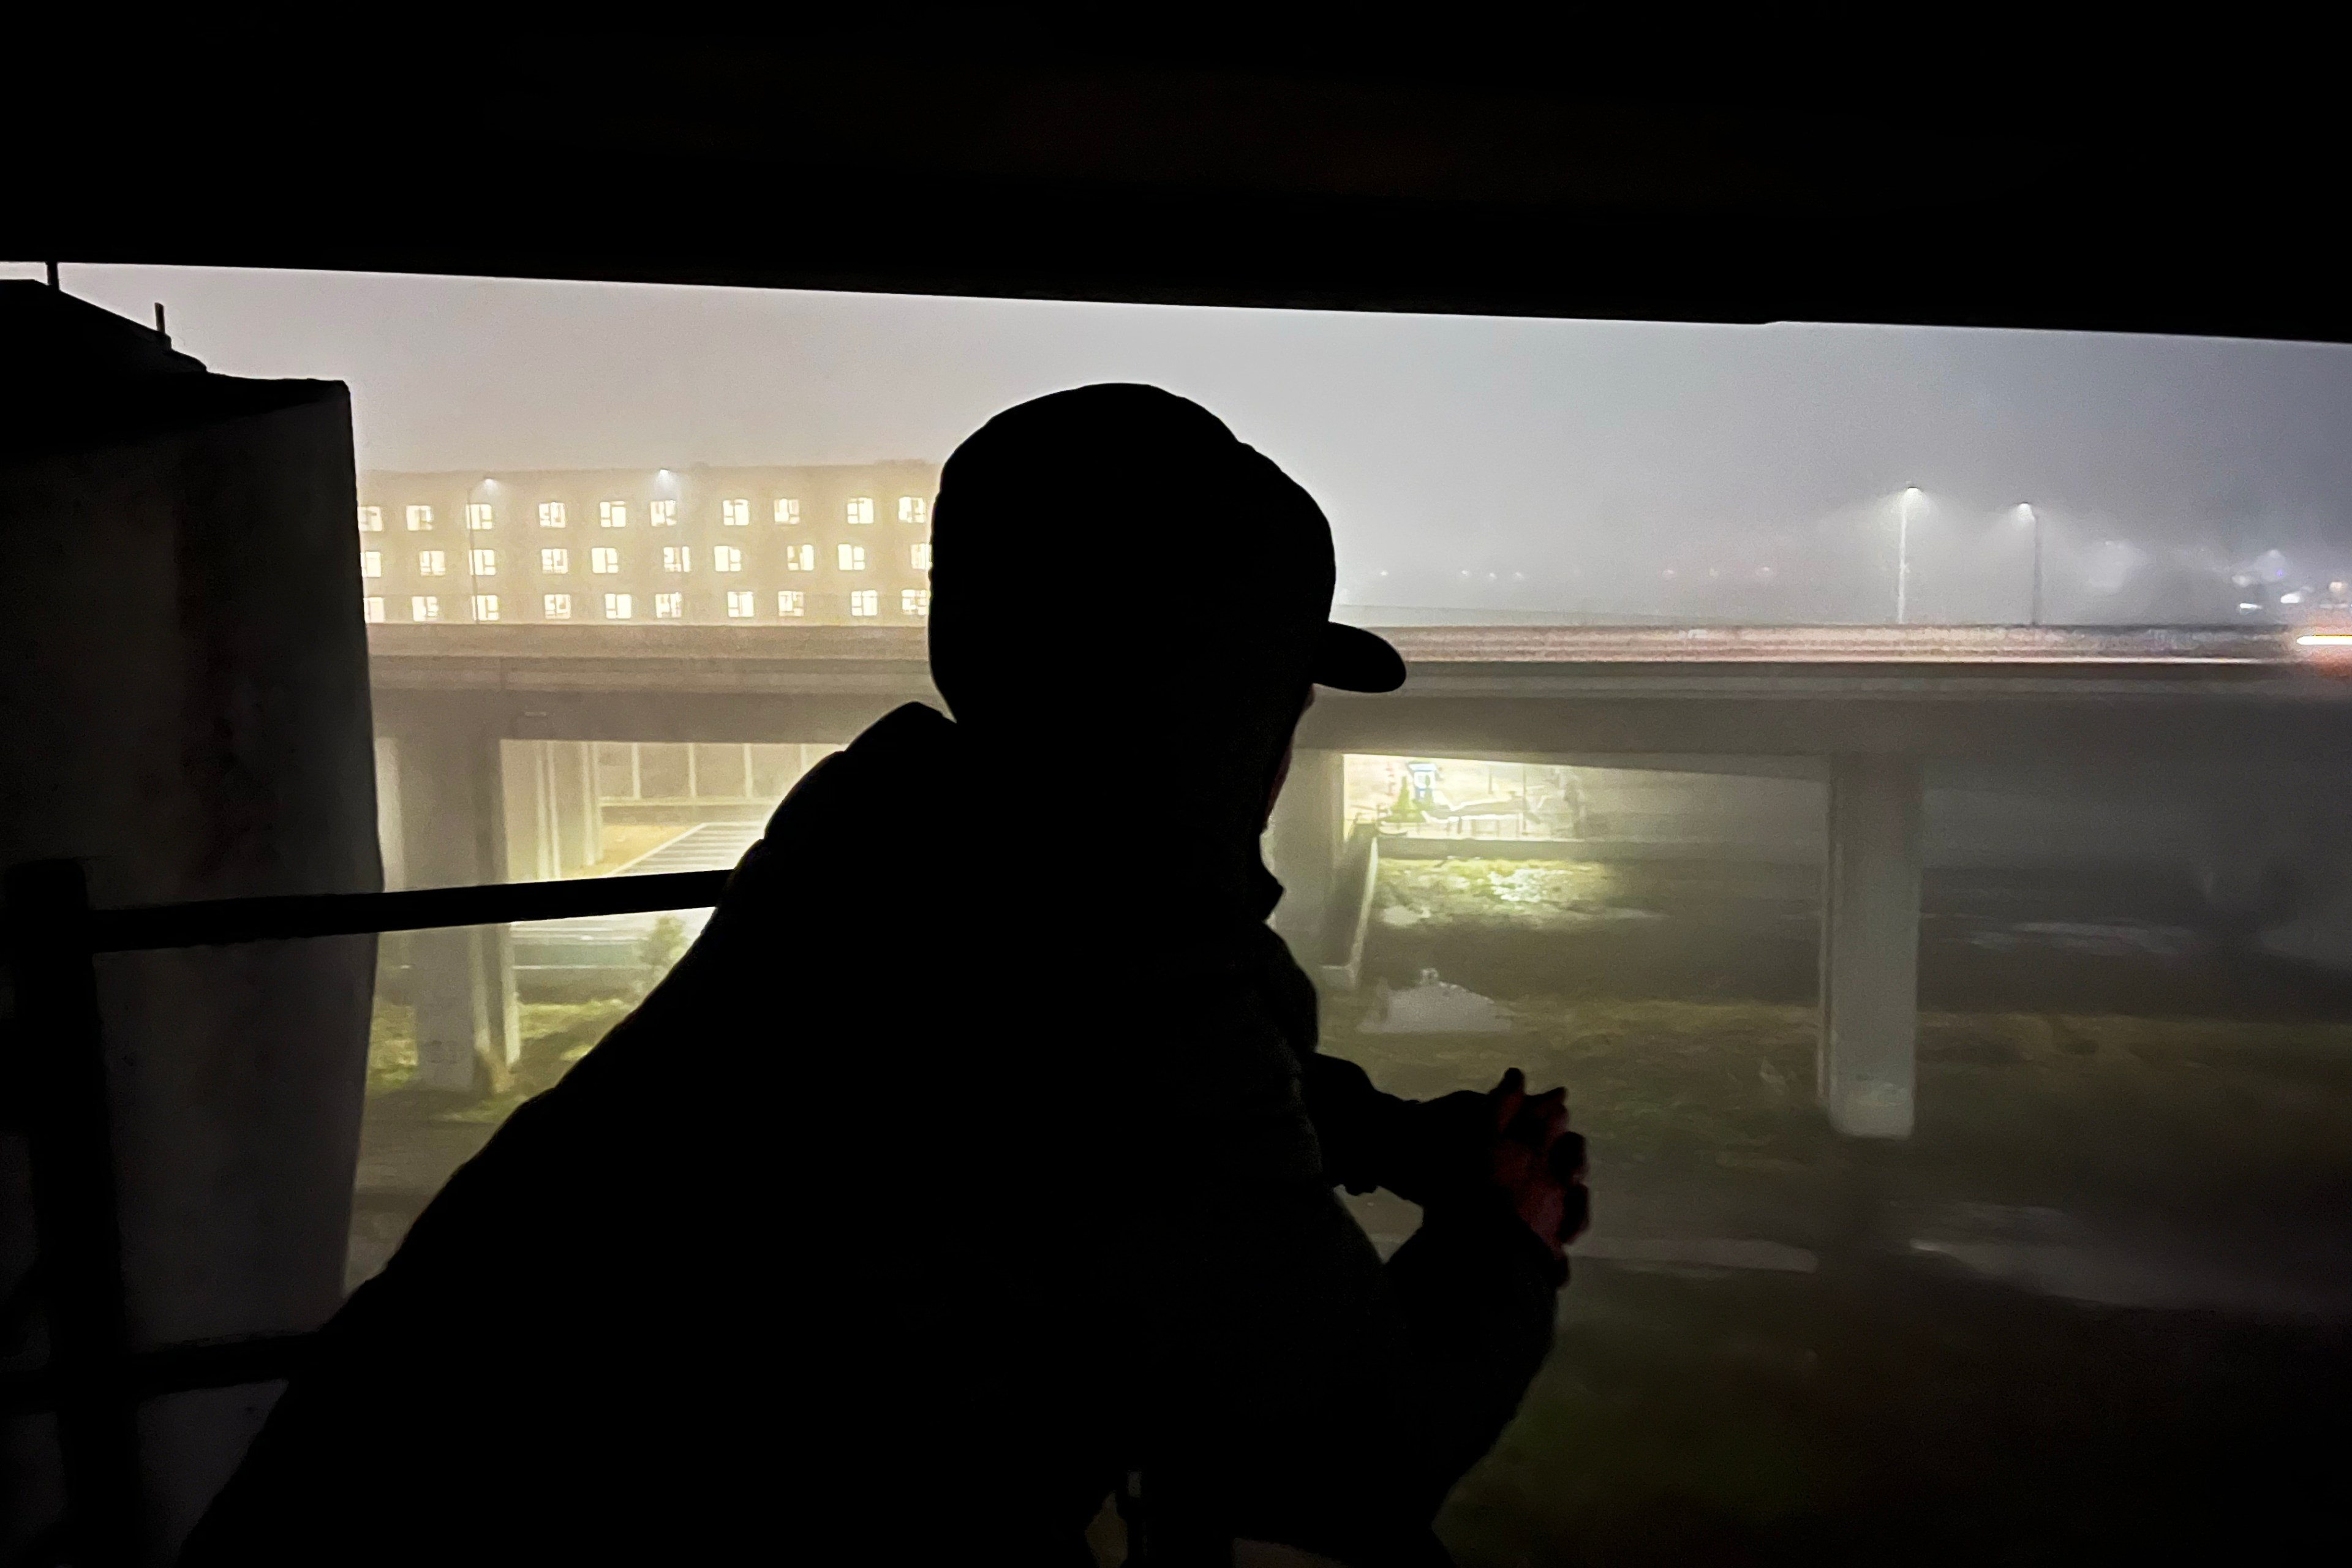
[368,620,2352,1139]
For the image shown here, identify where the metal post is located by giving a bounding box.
[1894,490,1918,625]
[6,859,139,1566]
[2030,512,2045,627]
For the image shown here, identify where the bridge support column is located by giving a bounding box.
[1264,748,1346,951]
[502,740,603,881]
[1819,755,1921,1139]
[394,728,521,1091]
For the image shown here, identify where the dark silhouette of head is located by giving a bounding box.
[929,385,1401,870]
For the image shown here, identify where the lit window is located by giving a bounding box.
[776,590,805,617]
[362,596,385,622]
[837,543,867,571]
[466,503,494,531]
[849,589,880,617]
[599,500,628,528]
[901,588,931,616]
[539,502,567,528]
[910,542,932,571]
[418,550,447,576]
[544,593,573,620]
[405,505,434,531]
[603,592,633,620]
[541,548,569,573]
[783,543,815,571]
[846,497,873,526]
[360,551,382,578]
[470,548,497,576]
[591,547,620,574]
[898,496,927,526]
[714,545,744,573]
[722,499,750,527]
[358,506,382,532]
[662,546,692,573]
[650,499,678,527]
[654,592,684,618]
[472,594,500,622]
[774,499,801,525]
[726,589,757,618]
[411,595,441,621]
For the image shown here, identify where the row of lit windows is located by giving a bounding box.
[361,543,929,579]
[358,497,927,532]
[362,588,930,622]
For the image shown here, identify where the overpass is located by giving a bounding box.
[367,622,2352,1136]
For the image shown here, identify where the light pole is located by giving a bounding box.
[1896,488,1923,624]
[2017,503,2043,625]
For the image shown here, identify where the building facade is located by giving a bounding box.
[356,461,939,625]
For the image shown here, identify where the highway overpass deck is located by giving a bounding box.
[368,622,2352,764]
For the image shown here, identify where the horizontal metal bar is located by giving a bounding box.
[0,1330,318,1417]
[86,869,731,952]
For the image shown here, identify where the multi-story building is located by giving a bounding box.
[356,461,940,625]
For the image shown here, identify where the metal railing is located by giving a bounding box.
[1,858,731,1566]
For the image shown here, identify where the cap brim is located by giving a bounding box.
[1313,622,1407,693]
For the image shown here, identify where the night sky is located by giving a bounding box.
[17,262,2352,624]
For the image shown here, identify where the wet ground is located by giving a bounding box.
[1341,856,2352,1564]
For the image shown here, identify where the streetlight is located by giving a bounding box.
[2016,504,2043,626]
[1896,488,1923,624]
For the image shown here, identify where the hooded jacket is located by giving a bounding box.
[184,703,1561,1566]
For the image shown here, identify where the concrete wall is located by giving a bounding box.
[0,362,379,1562]
[395,729,518,1091]
[1264,748,1346,946]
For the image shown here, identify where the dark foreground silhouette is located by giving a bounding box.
[185,386,1584,1566]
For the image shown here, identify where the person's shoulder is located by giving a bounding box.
[853,701,957,758]
[757,703,953,832]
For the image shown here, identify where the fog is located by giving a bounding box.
[15,260,2352,622]
[12,258,2351,1564]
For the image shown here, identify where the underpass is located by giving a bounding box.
[367,619,2352,1132]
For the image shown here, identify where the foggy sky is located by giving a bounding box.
[15,260,2352,622]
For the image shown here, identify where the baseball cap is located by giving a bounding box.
[932,384,1408,697]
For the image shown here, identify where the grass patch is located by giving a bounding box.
[1325,993,2352,1215]
[366,997,418,1095]
[1343,855,2352,1562]
[364,995,637,1122]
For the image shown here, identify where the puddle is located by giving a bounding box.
[1359,969,1512,1033]
[1956,919,2206,958]
[1904,1202,2352,1318]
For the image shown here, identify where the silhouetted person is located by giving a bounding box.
[184,386,1586,1566]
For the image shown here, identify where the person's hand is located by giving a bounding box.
[1485,1068,1589,1260]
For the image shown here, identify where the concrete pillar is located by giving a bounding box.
[397,727,519,1091]
[502,741,554,884]
[499,740,601,880]
[552,741,601,872]
[1264,748,1346,948]
[374,737,407,891]
[1818,755,1922,1139]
